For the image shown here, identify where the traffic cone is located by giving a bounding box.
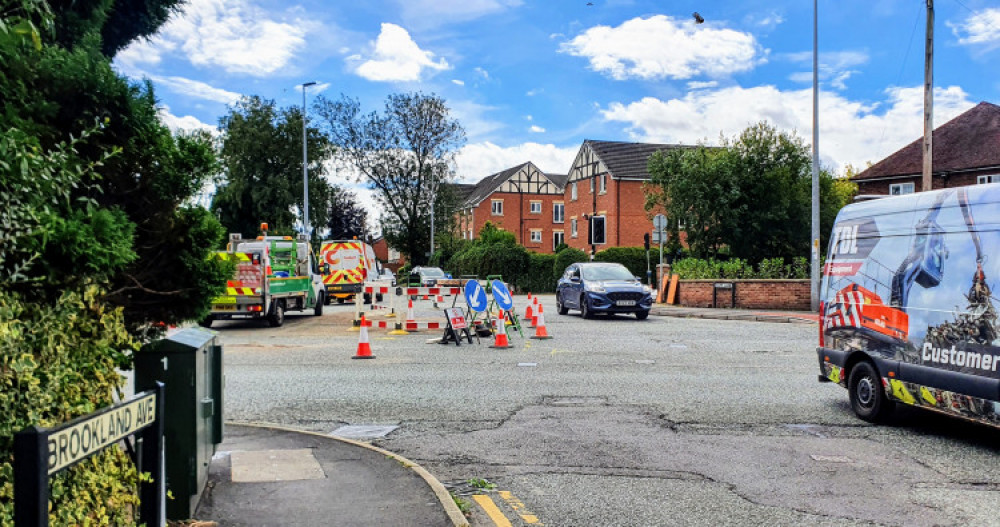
[405,298,419,332]
[490,311,511,348]
[529,295,539,327]
[353,315,375,359]
[530,304,552,340]
[524,293,534,323]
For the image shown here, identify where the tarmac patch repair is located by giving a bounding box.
[229,449,326,482]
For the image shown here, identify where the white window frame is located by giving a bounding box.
[571,182,578,201]
[553,203,564,223]
[553,231,565,251]
[530,230,542,243]
[977,174,1000,184]
[599,173,606,194]
[491,199,503,215]
[571,218,578,238]
[530,201,542,214]
[889,182,914,195]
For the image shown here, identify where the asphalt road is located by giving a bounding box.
[213,295,1000,526]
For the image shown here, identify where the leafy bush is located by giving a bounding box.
[517,252,558,293]
[595,246,649,281]
[553,247,588,278]
[671,256,810,279]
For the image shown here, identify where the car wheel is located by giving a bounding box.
[848,361,894,423]
[198,315,214,328]
[580,296,592,319]
[268,300,285,327]
[635,310,649,320]
[557,294,569,315]
[314,293,324,316]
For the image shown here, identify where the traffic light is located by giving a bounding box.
[644,232,650,251]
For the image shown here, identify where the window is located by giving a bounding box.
[588,215,606,245]
[599,174,606,194]
[553,231,564,251]
[530,230,542,243]
[491,199,503,215]
[889,182,914,195]
[571,182,578,201]
[590,176,595,193]
[977,175,1000,184]
[571,218,578,238]
[530,201,542,214]
[553,203,564,223]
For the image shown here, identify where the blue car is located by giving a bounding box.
[556,262,654,320]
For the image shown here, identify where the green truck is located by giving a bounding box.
[201,230,326,327]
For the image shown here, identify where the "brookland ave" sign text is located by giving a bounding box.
[47,391,156,474]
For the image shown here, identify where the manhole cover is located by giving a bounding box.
[230,449,325,482]
[330,425,399,439]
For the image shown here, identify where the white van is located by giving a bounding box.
[817,184,1000,429]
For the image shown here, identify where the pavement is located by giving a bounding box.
[189,304,817,526]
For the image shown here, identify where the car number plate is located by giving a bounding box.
[214,304,237,311]
[616,300,637,306]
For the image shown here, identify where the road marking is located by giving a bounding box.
[472,494,512,527]
[498,490,544,525]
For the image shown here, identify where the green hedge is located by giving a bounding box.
[671,256,810,280]
[516,252,558,293]
[553,247,588,278]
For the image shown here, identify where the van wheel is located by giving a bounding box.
[268,300,285,327]
[337,297,345,304]
[848,361,894,423]
[314,293,324,316]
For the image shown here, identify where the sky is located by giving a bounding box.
[113,0,1000,219]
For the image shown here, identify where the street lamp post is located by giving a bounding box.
[301,81,317,238]
[810,1,820,312]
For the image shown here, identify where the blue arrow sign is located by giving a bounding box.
[491,280,513,311]
[464,280,488,312]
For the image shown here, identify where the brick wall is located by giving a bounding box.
[674,279,811,310]
[459,192,565,253]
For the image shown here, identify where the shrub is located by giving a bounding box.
[517,252,558,293]
[553,247,588,278]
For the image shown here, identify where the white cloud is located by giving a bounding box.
[525,115,533,121]
[157,106,216,133]
[150,75,242,104]
[560,15,763,80]
[746,11,784,30]
[396,0,522,28]
[526,88,542,96]
[600,84,974,172]
[456,142,578,181]
[785,50,868,90]
[474,67,490,81]
[452,79,466,86]
[354,23,450,82]
[447,99,504,141]
[117,0,310,76]
[949,8,1000,50]
[687,80,718,90]
[529,125,546,133]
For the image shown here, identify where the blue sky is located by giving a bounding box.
[114,0,1000,210]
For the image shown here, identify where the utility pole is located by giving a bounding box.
[922,0,934,192]
[301,81,317,238]
[811,0,820,312]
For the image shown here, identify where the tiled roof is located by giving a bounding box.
[853,101,1000,181]
[461,162,565,207]
[545,172,569,187]
[586,139,692,180]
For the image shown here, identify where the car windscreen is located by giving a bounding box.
[421,268,446,277]
[581,265,634,281]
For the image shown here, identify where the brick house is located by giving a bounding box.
[563,140,688,257]
[852,101,1000,194]
[456,162,568,253]
[371,236,404,272]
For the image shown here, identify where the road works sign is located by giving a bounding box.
[491,280,513,311]
[465,280,488,312]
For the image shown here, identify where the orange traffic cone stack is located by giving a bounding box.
[530,303,552,340]
[490,311,511,348]
[353,314,375,359]
[524,293,534,323]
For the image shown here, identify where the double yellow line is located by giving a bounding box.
[472,490,543,525]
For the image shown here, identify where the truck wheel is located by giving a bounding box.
[268,300,285,327]
[324,294,332,305]
[363,292,372,305]
[376,293,384,302]
[848,361,894,423]
[314,293,324,316]
[198,315,214,328]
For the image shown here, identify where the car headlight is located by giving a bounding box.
[585,282,605,293]
[642,286,653,295]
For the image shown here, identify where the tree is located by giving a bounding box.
[47,0,187,57]
[646,122,846,263]
[314,92,466,265]
[213,95,333,241]
[325,185,371,240]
